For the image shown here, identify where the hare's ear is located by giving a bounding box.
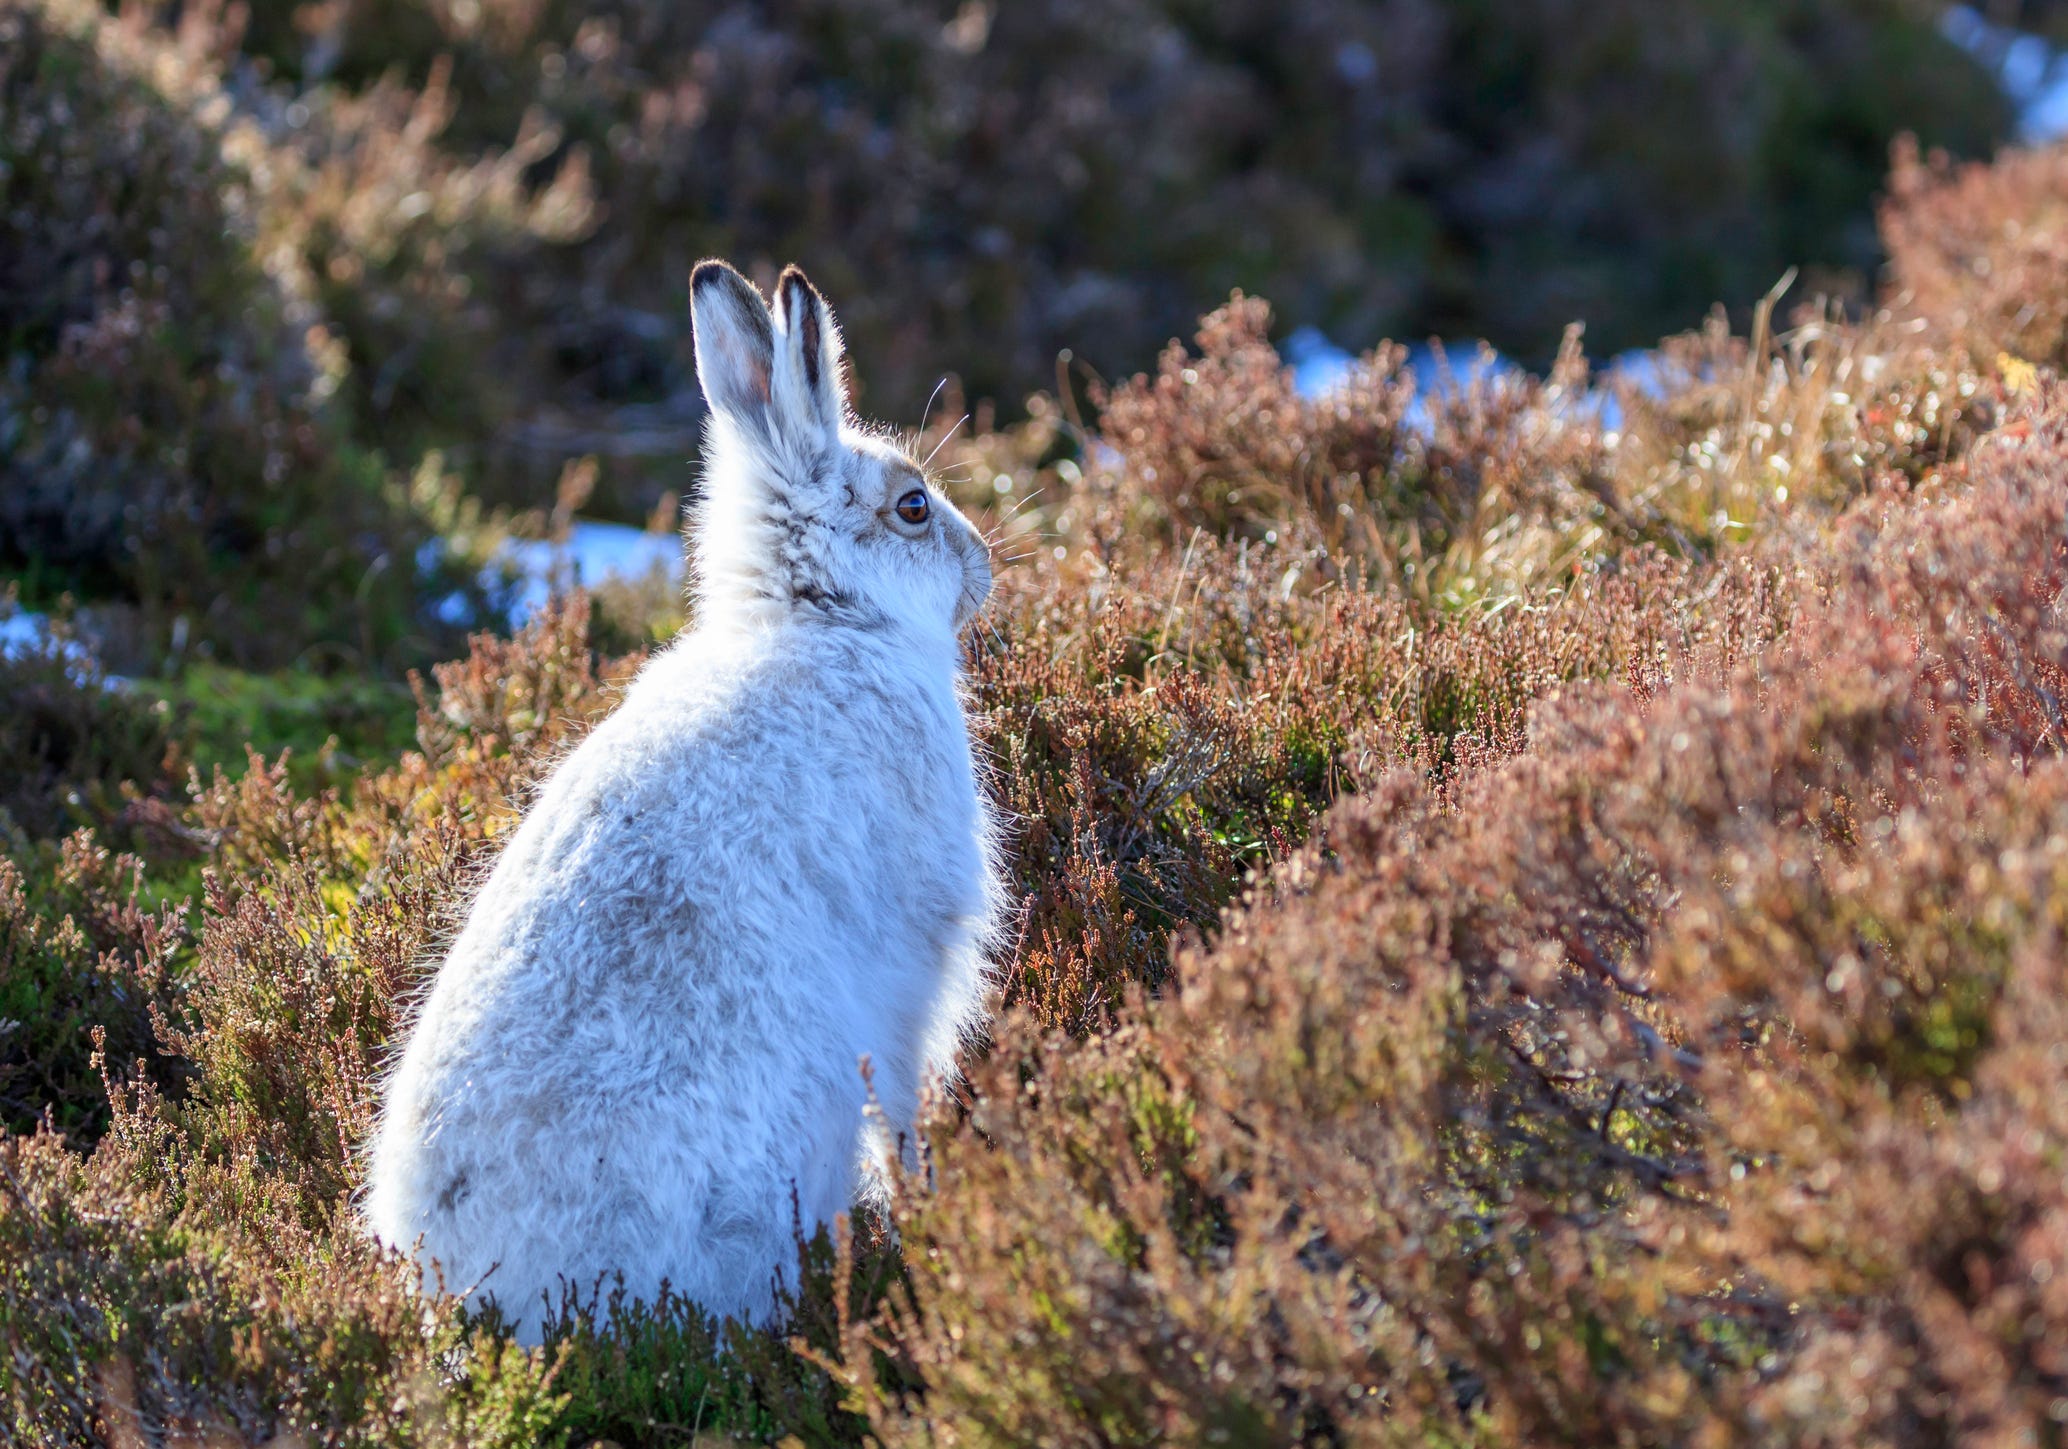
[771,265,848,441]
[692,260,777,436]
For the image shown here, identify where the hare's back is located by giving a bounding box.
[415,630,981,1088]
[434,644,929,1023]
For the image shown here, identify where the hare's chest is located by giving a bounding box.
[617,645,988,938]
[829,740,981,887]
[794,702,985,914]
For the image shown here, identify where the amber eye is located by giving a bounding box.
[895,488,931,525]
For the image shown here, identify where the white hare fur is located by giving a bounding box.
[363,260,1001,1338]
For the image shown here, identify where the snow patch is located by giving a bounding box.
[497,521,686,626]
[1285,325,1358,400]
[1944,5,2068,142]
[0,610,118,685]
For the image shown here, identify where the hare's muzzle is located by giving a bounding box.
[953,522,992,630]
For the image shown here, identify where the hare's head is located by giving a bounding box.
[688,259,991,641]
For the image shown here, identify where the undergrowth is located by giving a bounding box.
[6,71,2068,1449]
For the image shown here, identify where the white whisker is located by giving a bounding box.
[918,376,948,441]
[921,414,970,472]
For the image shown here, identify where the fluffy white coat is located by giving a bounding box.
[363,260,1001,1337]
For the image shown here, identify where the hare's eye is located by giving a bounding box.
[895,488,931,525]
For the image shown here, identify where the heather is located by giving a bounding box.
[9,318,2063,1441]
[7,4,2068,1444]
[853,406,2068,1445]
[2,0,2014,571]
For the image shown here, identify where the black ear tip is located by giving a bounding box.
[692,258,757,300]
[777,264,823,305]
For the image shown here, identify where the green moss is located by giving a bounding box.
[136,665,418,793]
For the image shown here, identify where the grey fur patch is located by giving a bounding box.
[779,266,825,396]
[799,293,822,393]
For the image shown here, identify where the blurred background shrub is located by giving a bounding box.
[0,0,2015,677]
[222,0,2008,506]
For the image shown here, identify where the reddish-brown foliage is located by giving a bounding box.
[1886,131,2068,372]
[1093,296,1612,584]
[12,121,2068,1447]
[840,392,2068,1447]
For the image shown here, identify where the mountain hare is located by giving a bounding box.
[364,260,1001,1336]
